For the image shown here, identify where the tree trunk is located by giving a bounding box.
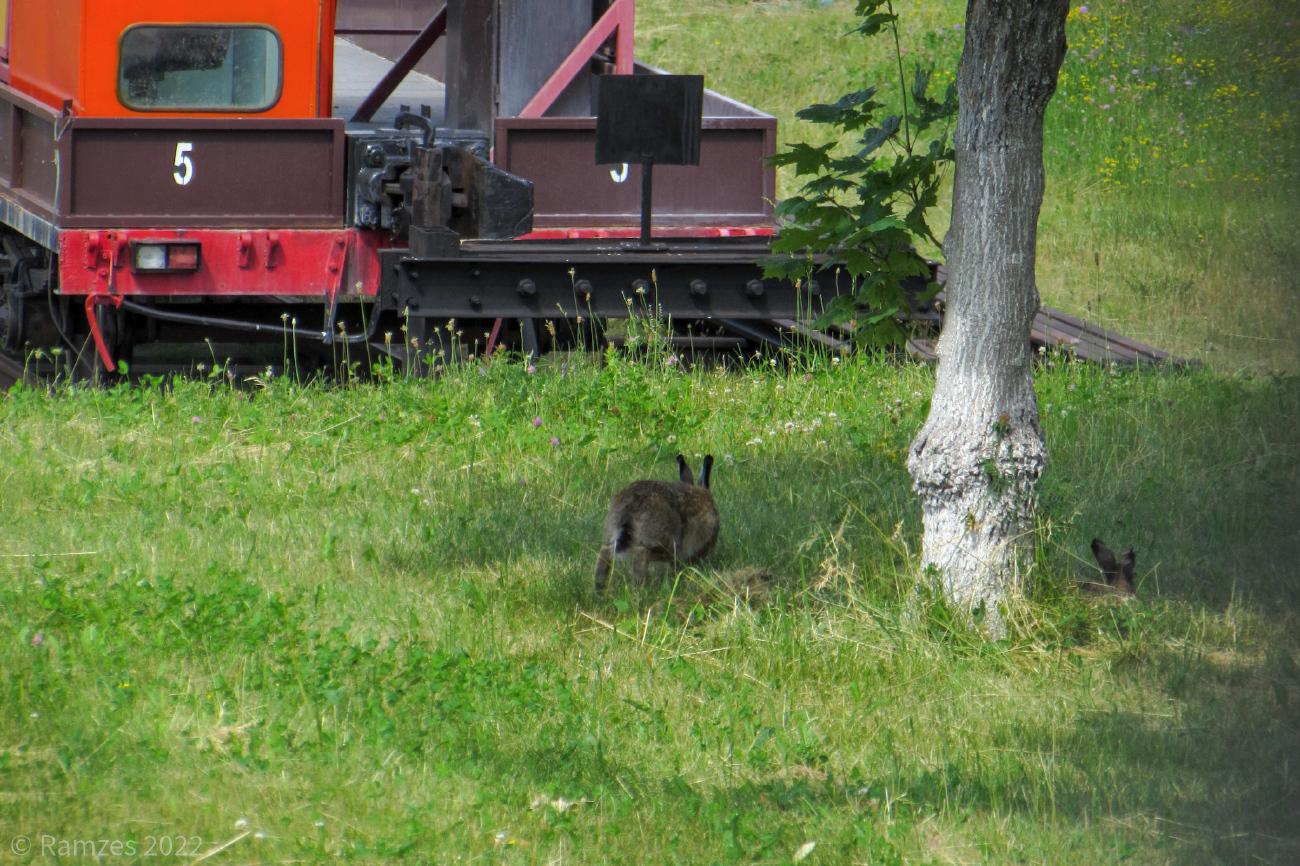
[907,0,1069,637]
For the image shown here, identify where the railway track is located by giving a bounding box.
[905,296,1188,368]
[0,352,33,390]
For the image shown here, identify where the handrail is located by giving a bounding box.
[348,5,448,123]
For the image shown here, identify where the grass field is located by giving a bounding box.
[2,1,1299,864]
[2,359,1298,864]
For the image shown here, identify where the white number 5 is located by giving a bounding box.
[173,142,194,186]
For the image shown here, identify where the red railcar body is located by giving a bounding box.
[0,0,790,376]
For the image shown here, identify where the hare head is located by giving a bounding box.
[594,455,719,592]
[1083,538,1137,596]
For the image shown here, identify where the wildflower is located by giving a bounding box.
[1079,4,1088,12]
[533,417,543,427]
[667,355,678,367]
[526,365,536,374]
[667,435,677,443]
[805,374,814,381]
[550,437,560,447]
[31,633,44,647]
[793,840,817,862]
[191,416,201,423]
[746,437,763,445]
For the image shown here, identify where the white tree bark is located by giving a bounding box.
[907,0,1069,637]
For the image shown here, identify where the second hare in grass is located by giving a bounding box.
[594,455,719,591]
[1079,538,1137,597]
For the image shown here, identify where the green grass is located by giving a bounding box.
[637,0,1300,372]
[2,1,1299,863]
[1,355,1298,863]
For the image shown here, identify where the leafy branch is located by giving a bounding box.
[764,0,958,347]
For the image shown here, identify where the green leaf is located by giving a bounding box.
[866,217,908,233]
[857,115,903,158]
[852,12,897,37]
[770,141,837,177]
[912,66,932,101]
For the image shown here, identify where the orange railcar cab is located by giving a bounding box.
[6,0,335,118]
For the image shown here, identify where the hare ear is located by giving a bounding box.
[1091,538,1118,576]
[698,455,714,489]
[677,454,694,484]
[1120,548,1136,582]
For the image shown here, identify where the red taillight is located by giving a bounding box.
[166,244,200,270]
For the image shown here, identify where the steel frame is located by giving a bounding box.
[379,239,834,321]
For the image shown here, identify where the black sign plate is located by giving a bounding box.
[594,74,704,166]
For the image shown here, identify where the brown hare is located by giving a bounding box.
[1079,538,1137,597]
[594,454,720,591]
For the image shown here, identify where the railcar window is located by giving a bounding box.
[119,26,282,111]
